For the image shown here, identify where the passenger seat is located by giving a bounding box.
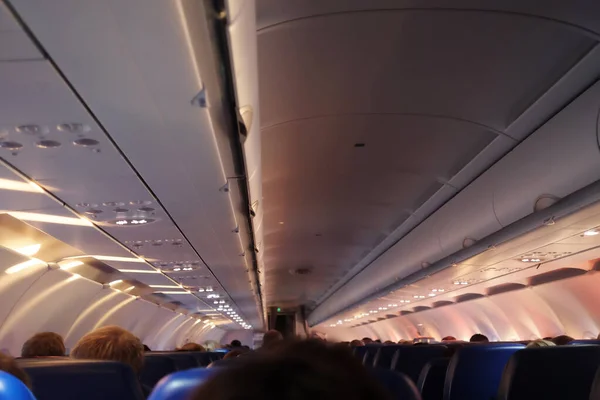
[497,345,600,400]
[417,357,450,400]
[17,359,144,400]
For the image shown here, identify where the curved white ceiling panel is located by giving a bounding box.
[7,0,262,329]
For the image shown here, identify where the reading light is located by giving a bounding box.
[5,259,45,274]
[583,230,599,236]
[108,280,123,286]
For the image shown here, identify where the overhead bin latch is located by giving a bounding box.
[191,85,208,108]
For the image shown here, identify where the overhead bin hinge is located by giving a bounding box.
[191,86,208,108]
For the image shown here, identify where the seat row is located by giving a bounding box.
[14,351,223,400]
[354,341,600,400]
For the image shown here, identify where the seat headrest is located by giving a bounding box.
[17,359,144,400]
[497,345,600,400]
[444,343,524,400]
[372,345,402,369]
[568,340,600,346]
[368,369,421,400]
[148,367,217,400]
[144,352,199,370]
[140,355,178,389]
[590,367,600,400]
[391,345,447,382]
[0,371,36,400]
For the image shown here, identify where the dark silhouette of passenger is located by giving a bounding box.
[143,344,151,352]
[0,352,31,388]
[230,340,242,348]
[441,336,456,341]
[262,330,283,349]
[190,340,392,400]
[178,343,206,352]
[21,332,65,358]
[362,337,373,344]
[350,339,364,347]
[542,336,553,340]
[551,335,574,346]
[469,333,489,343]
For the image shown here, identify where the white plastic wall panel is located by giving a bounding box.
[309,81,600,325]
[0,2,42,61]
[0,270,102,355]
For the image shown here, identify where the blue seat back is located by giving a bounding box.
[363,344,383,367]
[368,368,422,400]
[417,357,450,400]
[148,367,217,400]
[497,345,600,400]
[145,352,198,370]
[354,346,369,364]
[0,371,36,400]
[591,367,600,400]
[373,345,402,369]
[17,359,144,400]
[392,345,447,383]
[140,355,177,389]
[444,343,524,400]
[569,340,600,346]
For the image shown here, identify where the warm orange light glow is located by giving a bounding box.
[59,261,84,270]
[12,243,41,257]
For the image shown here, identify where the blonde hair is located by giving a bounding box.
[71,326,144,373]
[21,332,66,358]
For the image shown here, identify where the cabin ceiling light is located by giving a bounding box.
[521,258,541,263]
[5,258,45,274]
[59,260,84,270]
[0,178,44,193]
[12,244,41,257]
[7,211,93,227]
[149,285,181,289]
[118,269,160,274]
[108,279,123,286]
[109,218,155,226]
[583,230,599,236]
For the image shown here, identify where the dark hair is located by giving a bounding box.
[191,340,391,400]
[551,335,574,346]
[0,352,31,388]
[442,336,456,341]
[262,330,283,348]
[21,332,66,358]
[230,340,242,348]
[469,334,489,343]
[362,337,372,343]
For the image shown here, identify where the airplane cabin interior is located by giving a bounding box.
[0,0,599,399]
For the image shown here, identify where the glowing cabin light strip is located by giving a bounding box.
[108,279,123,286]
[155,291,192,295]
[5,259,45,274]
[0,178,44,193]
[149,285,182,288]
[59,261,84,270]
[118,269,160,274]
[12,244,41,257]
[7,211,93,227]
[91,255,146,263]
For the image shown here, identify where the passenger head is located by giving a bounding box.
[542,336,553,341]
[191,340,391,400]
[469,334,489,343]
[262,330,283,348]
[383,340,395,345]
[71,326,144,374]
[526,339,556,348]
[223,349,244,360]
[350,340,364,347]
[21,332,66,358]
[551,335,574,346]
[361,337,373,344]
[442,336,456,341]
[230,340,242,348]
[178,343,206,352]
[0,352,31,388]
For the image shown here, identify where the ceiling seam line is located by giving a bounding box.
[257,8,600,41]
[3,2,247,324]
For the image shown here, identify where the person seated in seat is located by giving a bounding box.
[441,336,456,341]
[551,335,574,346]
[71,326,144,374]
[350,339,364,347]
[469,333,489,343]
[526,339,555,348]
[362,337,373,345]
[190,340,392,400]
[21,332,66,358]
[230,340,242,348]
[261,330,283,349]
[177,343,206,352]
[0,352,31,388]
